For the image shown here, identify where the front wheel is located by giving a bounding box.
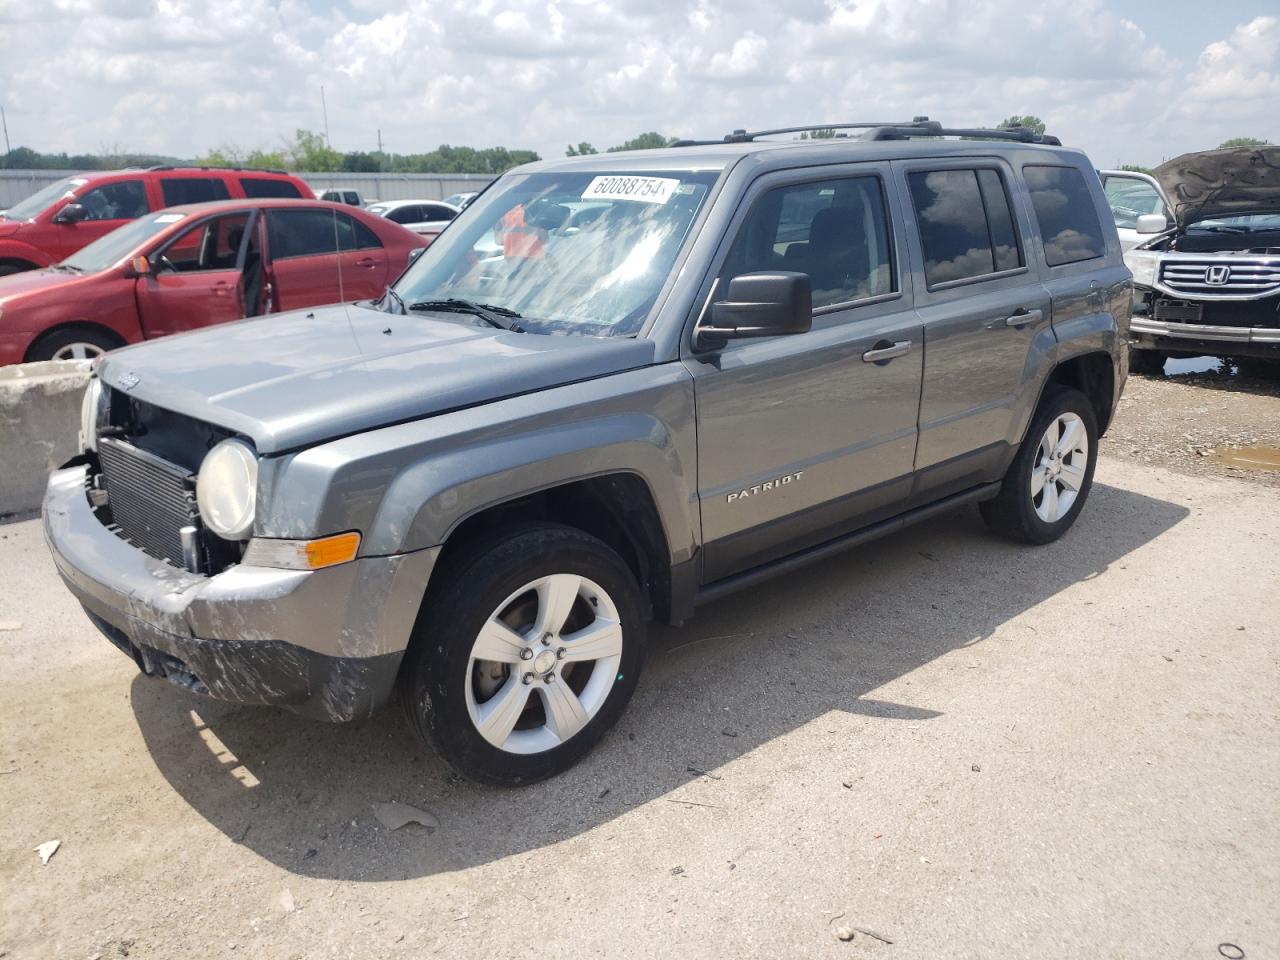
[980,387,1099,545]
[26,326,123,362]
[1128,346,1165,376]
[401,523,647,786]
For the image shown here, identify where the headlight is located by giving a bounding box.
[1124,250,1159,288]
[196,439,258,540]
[78,377,104,453]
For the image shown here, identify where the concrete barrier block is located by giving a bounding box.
[0,360,92,518]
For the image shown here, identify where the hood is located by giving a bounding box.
[97,303,656,454]
[1155,145,1280,229]
[0,268,80,304]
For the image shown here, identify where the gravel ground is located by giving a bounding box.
[2,449,1277,960]
[1103,362,1280,487]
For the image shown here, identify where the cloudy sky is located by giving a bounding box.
[0,0,1276,168]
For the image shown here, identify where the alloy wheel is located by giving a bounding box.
[465,573,623,755]
[1031,412,1089,523]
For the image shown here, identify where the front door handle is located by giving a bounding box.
[862,340,912,363]
[1005,308,1044,328]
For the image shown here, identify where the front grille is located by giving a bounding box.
[1160,259,1280,297]
[97,437,199,569]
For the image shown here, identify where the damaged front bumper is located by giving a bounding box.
[43,464,437,721]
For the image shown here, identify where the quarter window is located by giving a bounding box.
[1024,165,1106,266]
[76,180,149,221]
[267,208,382,258]
[908,168,1024,287]
[239,177,302,199]
[161,177,231,206]
[721,176,896,311]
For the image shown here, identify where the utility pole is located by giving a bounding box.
[377,128,383,172]
[1,106,10,156]
[320,86,331,147]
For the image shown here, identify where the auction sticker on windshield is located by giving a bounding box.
[582,176,679,205]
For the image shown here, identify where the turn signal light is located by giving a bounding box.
[242,532,361,570]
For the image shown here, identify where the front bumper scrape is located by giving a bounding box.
[42,464,438,721]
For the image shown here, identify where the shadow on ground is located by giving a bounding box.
[130,481,1187,881]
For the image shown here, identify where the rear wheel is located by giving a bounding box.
[980,387,1098,545]
[1128,346,1165,376]
[401,523,646,786]
[25,326,123,362]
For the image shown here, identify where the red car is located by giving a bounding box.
[0,167,313,276]
[0,199,426,363]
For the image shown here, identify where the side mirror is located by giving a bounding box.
[1135,214,1168,235]
[406,247,425,266]
[123,255,151,278]
[695,272,812,350]
[54,202,87,224]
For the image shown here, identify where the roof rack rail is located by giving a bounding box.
[864,120,1062,145]
[720,119,931,143]
[673,117,1062,147]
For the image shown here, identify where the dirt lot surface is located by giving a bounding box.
[2,451,1277,960]
[1104,364,1280,487]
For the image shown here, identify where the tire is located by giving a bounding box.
[1235,357,1280,380]
[980,387,1099,545]
[400,523,647,786]
[1128,346,1165,376]
[0,261,37,278]
[26,326,123,362]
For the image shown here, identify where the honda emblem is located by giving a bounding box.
[1204,265,1231,286]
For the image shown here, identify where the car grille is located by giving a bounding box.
[1159,259,1280,297]
[97,437,199,569]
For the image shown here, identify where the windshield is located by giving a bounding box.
[1103,176,1166,229]
[393,169,721,337]
[61,212,190,273]
[2,177,85,222]
[1187,213,1280,233]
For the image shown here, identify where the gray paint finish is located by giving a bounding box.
[43,133,1130,720]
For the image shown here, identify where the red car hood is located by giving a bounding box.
[0,268,82,304]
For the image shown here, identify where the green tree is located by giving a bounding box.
[566,142,598,156]
[607,132,672,152]
[246,148,287,170]
[1219,137,1269,148]
[287,129,343,172]
[194,144,245,168]
[1118,163,1155,176]
[799,128,838,139]
[998,115,1046,136]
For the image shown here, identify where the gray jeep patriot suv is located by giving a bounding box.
[44,119,1130,785]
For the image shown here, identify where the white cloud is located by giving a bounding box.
[0,0,1275,166]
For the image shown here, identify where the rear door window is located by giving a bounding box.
[267,208,381,258]
[239,177,302,199]
[1024,165,1106,266]
[160,177,231,207]
[422,203,457,222]
[386,206,422,225]
[907,168,1024,287]
[76,180,149,221]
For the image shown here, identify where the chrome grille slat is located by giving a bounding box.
[1159,258,1280,297]
[97,438,199,568]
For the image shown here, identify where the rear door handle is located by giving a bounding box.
[1005,308,1043,328]
[355,257,377,268]
[862,340,912,363]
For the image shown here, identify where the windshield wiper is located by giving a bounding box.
[49,264,83,273]
[382,286,406,314]
[406,298,526,333]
